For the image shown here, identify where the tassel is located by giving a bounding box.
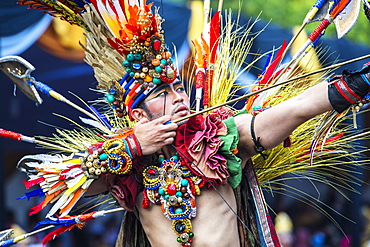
[22,177,45,189]
[29,201,45,216]
[34,218,76,230]
[17,188,44,201]
[42,224,78,246]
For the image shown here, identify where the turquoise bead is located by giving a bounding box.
[126,68,132,73]
[134,53,142,60]
[99,153,108,161]
[153,78,161,84]
[176,191,182,197]
[158,156,165,163]
[129,72,135,77]
[155,66,162,73]
[252,105,262,111]
[123,60,130,67]
[175,208,183,214]
[164,195,170,201]
[160,59,167,65]
[158,188,165,195]
[106,94,115,103]
[172,155,179,161]
[181,179,189,186]
[127,54,134,61]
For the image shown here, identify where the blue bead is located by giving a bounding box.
[160,59,167,65]
[158,188,165,195]
[109,88,116,95]
[127,54,134,61]
[134,53,142,60]
[132,63,141,69]
[175,222,186,233]
[176,191,182,197]
[181,179,189,187]
[153,78,161,84]
[123,60,131,67]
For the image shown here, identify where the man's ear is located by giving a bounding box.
[131,108,147,121]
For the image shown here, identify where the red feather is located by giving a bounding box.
[209,11,221,62]
[42,224,79,246]
[258,40,287,87]
[23,177,45,189]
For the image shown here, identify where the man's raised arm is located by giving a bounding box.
[235,63,370,160]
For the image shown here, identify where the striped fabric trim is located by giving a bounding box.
[333,78,361,104]
[246,164,281,247]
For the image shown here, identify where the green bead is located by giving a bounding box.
[158,188,165,195]
[158,156,165,163]
[106,94,115,103]
[177,237,181,243]
[123,60,130,67]
[155,66,162,73]
[99,153,108,161]
[189,232,194,238]
[153,78,161,84]
[181,179,189,187]
[127,54,134,61]
[134,53,142,60]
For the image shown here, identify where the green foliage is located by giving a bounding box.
[217,0,370,46]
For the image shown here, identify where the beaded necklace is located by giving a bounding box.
[141,153,204,246]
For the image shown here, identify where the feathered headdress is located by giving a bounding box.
[20,0,178,120]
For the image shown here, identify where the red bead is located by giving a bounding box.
[167,183,176,196]
[153,40,161,51]
[148,169,156,174]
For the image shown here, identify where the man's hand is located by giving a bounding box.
[134,115,178,155]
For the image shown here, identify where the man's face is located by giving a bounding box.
[142,80,190,121]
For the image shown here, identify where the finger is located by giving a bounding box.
[156,115,171,124]
[163,137,174,145]
[137,117,150,125]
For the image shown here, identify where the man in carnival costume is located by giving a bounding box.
[4,0,370,247]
